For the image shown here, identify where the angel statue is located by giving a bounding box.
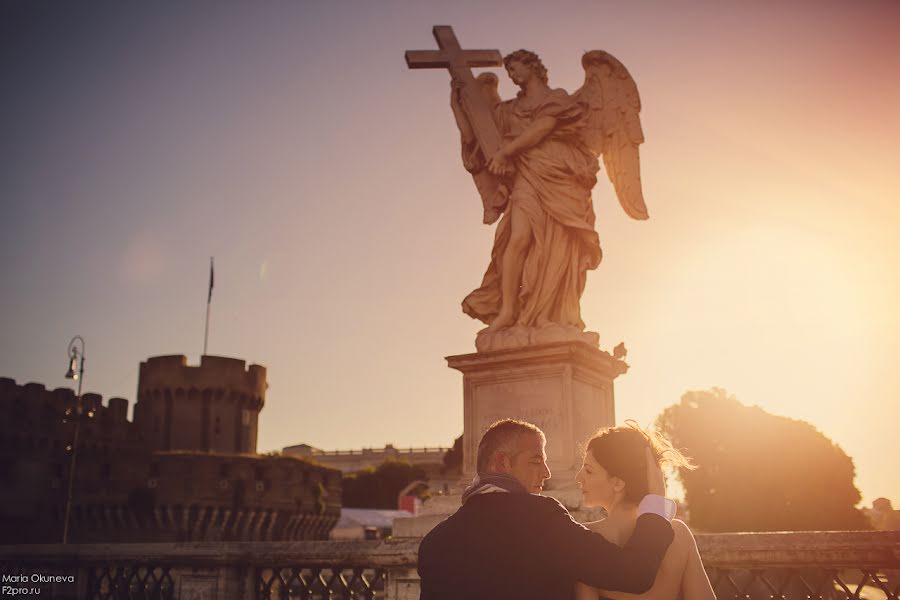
[406,29,647,352]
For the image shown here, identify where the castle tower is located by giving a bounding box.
[134,355,266,454]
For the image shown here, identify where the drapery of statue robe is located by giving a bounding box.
[461,88,602,329]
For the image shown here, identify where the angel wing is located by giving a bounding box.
[476,71,502,106]
[573,50,648,220]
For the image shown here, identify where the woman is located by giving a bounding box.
[575,422,716,600]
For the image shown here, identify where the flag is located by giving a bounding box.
[207,257,214,303]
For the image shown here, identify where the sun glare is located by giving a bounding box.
[640,222,874,422]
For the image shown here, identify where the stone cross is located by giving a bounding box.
[405,26,504,159]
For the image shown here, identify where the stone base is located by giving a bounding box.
[448,341,627,501]
[475,324,600,353]
[395,341,628,538]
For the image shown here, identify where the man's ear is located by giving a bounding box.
[611,476,626,494]
[494,451,512,473]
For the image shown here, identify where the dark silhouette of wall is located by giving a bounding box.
[0,355,340,544]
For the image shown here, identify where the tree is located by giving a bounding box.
[442,434,463,475]
[341,459,427,509]
[656,388,870,532]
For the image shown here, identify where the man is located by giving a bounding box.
[418,419,675,600]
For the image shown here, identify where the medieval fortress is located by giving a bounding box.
[0,355,341,543]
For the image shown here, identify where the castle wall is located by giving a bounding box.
[0,357,339,544]
[66,452,341,543]
[0,378,143,543]
[135,355,265,454]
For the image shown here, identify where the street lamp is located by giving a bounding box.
[62,335,85,544]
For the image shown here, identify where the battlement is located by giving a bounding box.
[0,377,140,465]
[139,355,266,399]
[0,377,132,425]
[135,355,267,454]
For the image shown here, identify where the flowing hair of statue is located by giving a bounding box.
[504,49,549,92]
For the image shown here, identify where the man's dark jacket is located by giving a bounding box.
[417,492,674,600]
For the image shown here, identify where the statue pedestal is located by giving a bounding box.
[393,341,626,537]
[450,341,627,504]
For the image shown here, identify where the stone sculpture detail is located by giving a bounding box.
[407,27,647,352]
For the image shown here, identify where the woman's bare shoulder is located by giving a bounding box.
[671,519,698,547]
[673,519,694,533]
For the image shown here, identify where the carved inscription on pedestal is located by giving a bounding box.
[472,376,565,462]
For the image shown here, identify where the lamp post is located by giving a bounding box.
[62,335,85,544]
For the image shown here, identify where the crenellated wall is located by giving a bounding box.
[0,377,144,543]
[0,357,339,545]
[0,377,140,458]
[134,355,266,454]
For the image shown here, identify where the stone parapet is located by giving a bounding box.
[1,531,897,600]
[3,530,897,567]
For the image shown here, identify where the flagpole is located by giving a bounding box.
[204,257,213,356]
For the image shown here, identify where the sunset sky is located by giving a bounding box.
[1,1,898,506]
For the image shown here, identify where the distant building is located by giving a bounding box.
[283,443,449,476]
[0,355,341,543]
[863,498,900,531]
[330,508,413,540]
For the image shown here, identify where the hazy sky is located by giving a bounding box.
[1,0,898,506]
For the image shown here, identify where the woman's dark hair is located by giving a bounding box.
[585,420,696,504]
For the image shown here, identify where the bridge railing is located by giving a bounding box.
[1,531,897,600]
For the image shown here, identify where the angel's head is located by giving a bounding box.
[503,49,548,88]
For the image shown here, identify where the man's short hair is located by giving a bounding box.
[476,419,545,474]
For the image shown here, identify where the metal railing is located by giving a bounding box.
[258,566,386,599]
[0,531,897,600]
[699,531,900,600]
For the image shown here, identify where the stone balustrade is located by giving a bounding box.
[309,447,450,457]
[1,531,898,599]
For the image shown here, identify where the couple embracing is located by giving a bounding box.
[418,419,715,600]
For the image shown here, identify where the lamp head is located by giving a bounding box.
[65,354,78,380]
